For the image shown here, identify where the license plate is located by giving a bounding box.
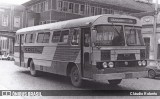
[125,73,132,78]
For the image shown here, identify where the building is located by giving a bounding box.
[141,12,160,60]
[0,3,25,55]
[22,0,154,27]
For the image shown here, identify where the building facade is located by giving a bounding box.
[0,4,24,55]
[22,0,154,26]
[141,13,160,60]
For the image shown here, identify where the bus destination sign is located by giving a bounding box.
[108,17,137,24]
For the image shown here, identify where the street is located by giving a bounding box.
[0,60,160,99]
[0,60,159,90]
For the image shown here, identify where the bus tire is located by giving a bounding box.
[148,69,156,79]
[108,79,122,85]
[30,60,38,77]
[70,66,83,87]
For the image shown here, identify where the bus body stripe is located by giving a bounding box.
[53,45,80,62]
[14,46,44,54]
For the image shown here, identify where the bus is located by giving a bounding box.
[14,14,148,87]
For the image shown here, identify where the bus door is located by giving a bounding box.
[81,27,92,78]
[19,34,24,67]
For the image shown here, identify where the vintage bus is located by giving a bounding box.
[14,14,147,87]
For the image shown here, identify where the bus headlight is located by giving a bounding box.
[142,60,146,66]
[138,61,142,66]
[108,62,114,68]
[103,62,108,68]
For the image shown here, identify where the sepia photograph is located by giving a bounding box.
[0,0,160,99]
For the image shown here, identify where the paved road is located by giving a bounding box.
[0,61,160,99]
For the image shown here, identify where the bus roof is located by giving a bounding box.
[16,14,141,34]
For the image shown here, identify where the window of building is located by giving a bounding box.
[33,5,37,12]
[25,33,36,43]
[74,3,79,14]
[52,31,61,43]
[102,8,109,14]
[41,2,44,12]
[80,4,85,14]
[29,6,33,11]
[109,9,114,14]
[63,1,68,11]
[95,7,102,15]
[60,30,69,43]
[38,3,41,13]
[44,0,49,11]
[91,6,95,16]
[2,14,8,27]
[71,29,79,45]
[37,32,50,43]
[58,0,63,11]
[85,5,90,15]
[68,2,74,13]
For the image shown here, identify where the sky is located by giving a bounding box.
[0,0,30,5]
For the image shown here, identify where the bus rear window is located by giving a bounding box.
[37,32,50,43]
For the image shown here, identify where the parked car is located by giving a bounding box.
[147,60,160,79]
[2,54,9,60]
[1,54,14,61]
[8,55,14,61]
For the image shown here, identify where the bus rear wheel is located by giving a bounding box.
[70,66,83,87]
[108,79,122,85]
[30,60,38,76]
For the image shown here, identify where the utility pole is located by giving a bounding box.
[153,0,158,60]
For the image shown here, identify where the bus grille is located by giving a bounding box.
[115,61,138,67]
[101,50,111,61]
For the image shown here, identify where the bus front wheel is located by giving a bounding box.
[70,66,83,87]
[108,79,122,85]
[30,60,38,76]
[148,69,156,79]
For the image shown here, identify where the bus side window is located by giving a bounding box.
[21,34,25,44]
[60,30,69,43]
[52,31,61,43]
[16,35,18,44]
[43,32,50,43]
[37,32,50,43]
[16,35,20,44]
[71,29,79,45]
[26,33,36,43]
[37,32,44,43]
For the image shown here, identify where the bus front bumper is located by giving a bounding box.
[93,71,148,82]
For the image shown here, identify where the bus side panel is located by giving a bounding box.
[52,45,80,75]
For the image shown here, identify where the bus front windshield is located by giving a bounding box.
[125,26,144,46]
[95,25,125,46]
